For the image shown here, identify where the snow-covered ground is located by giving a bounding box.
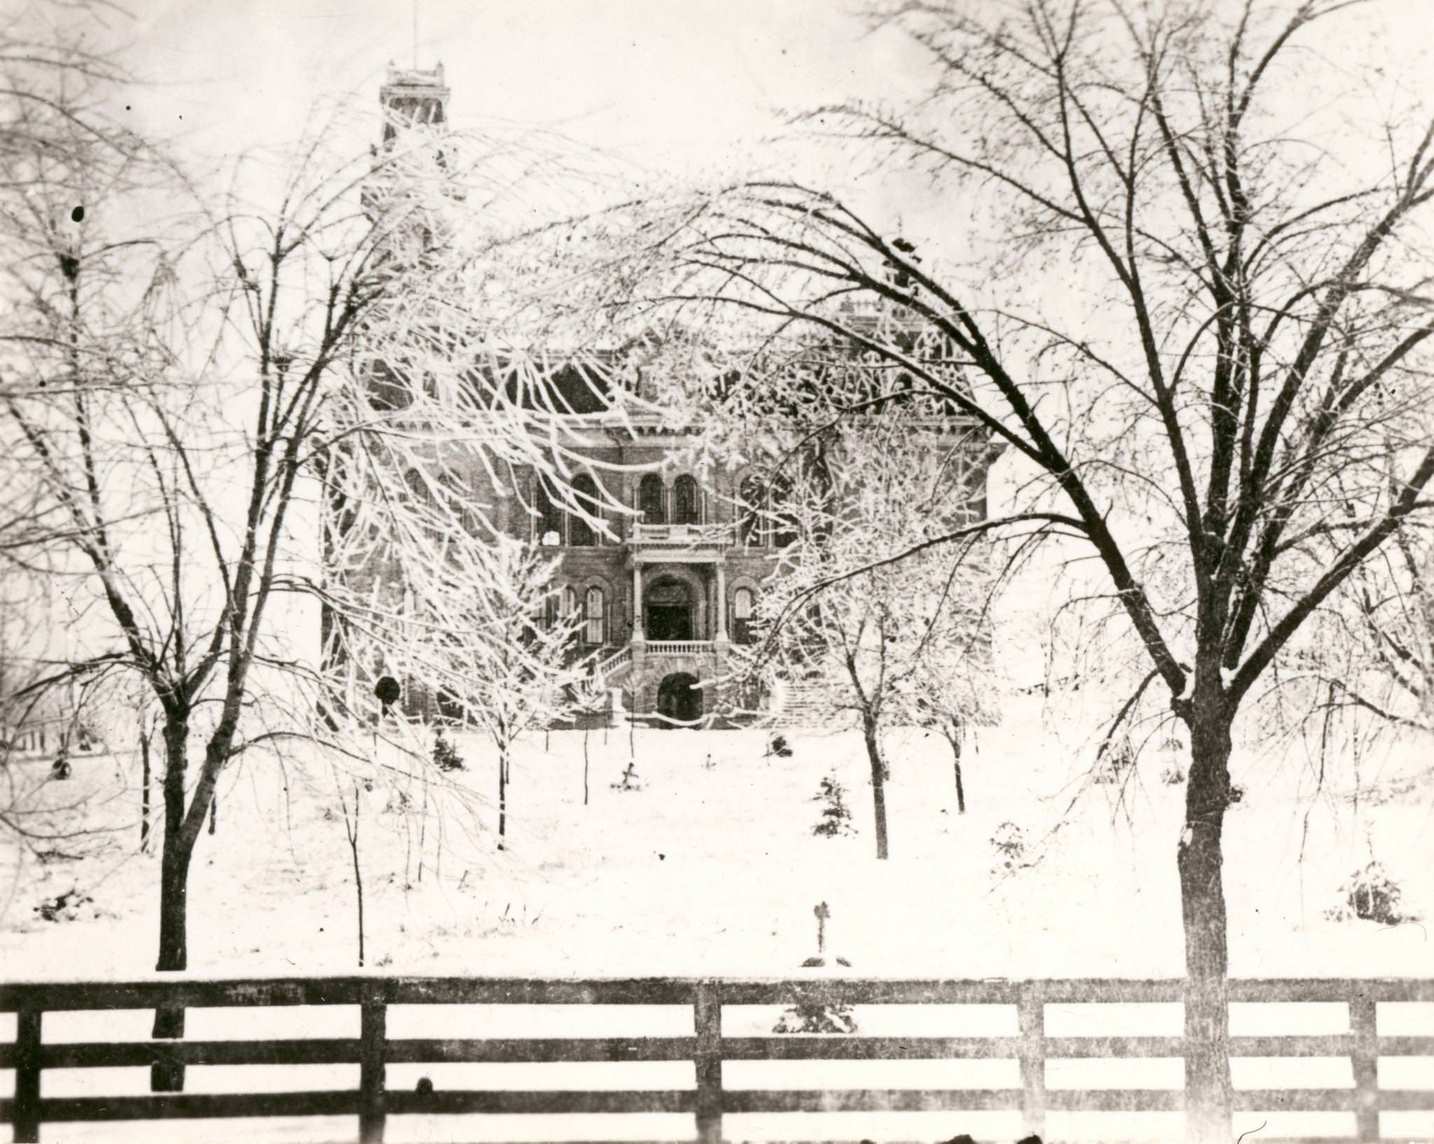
[4,696,1430,981]
[1,695,1431,1141]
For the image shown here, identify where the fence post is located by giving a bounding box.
[694,980,724,1144]
[359,989,387,1144]
[1017,986,1047,1140]
[1350,992,1379,1143]
[14,1006,41,1144]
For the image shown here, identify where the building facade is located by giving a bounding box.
[350,65,993,726]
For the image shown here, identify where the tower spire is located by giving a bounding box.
[378,58,448,148]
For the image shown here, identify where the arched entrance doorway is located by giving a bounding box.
[645,577,693,641]
[656,673,703,724]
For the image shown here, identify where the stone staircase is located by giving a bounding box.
[772,677,850,729]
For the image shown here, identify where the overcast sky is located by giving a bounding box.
[96,1,918,178]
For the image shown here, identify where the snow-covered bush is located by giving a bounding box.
[432,730,465,772]
[1327,862,1413,926]
[1092,738,1135,785]
[34,887,94,923]
[812,774,855,837]
[1160,762,1186,785]
[773,1000,858,1034]
[990,821,1026,873]
[768,734,793,758]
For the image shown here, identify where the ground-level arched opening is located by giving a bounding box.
[656,672,703,725]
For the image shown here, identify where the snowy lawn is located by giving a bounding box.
[1,697,1431,1141]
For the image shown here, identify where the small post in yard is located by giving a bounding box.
[694,981,724,1144]
[801,901,849,969]
[1017,985,1047,1141]
[14,1006,41,1144]
[1350,991,1379,1143]
[359,988,387,1144]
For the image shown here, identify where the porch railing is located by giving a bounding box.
[631,523,736,547]
[591,644,633,686]
[645,640,718,657]
[1,975,1432,1143]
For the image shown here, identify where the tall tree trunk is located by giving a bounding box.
[345,783,364,967]
[152,716,191,1092]
[497,744,508,846]
[862,716,889,860]
[948,718,966,814]
[139,726,152,852]
[1179,704,1234,1144]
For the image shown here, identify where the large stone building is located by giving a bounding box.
[349,64,993,726]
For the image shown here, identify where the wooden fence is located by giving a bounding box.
[1,975,1431,1143]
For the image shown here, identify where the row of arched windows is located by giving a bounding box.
[535,472,707,543]
[429,467,801,552]
[637,473,702,526]
[532,474,603,546]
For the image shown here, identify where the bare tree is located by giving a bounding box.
[325,509,589,849]
[1,40,635,1087]
[590,3,1434,1137]
[745,406,997,858]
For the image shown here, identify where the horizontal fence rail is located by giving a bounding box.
[0,976,1431,1143]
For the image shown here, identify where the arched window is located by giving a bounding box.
[458,470,483,536]
[738,474,764,547]
[638,473,665,525]
[404,468,433,509]
[672,474,701,525]
[563,585,579,619]
[404,468,438,539]
[533,475,564,544]
[733,587,756,645]
[584,585,606,646]
[569,473,601,546]
[770,473,798,548]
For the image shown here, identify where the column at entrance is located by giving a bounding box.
[714,562,728,642]
[631,563,644,641]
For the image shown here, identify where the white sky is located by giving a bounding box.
[97,0,920,178]
[47,0,1434,687]
[73,0,1434,266]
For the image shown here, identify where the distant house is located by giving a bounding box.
[331,65,996,726]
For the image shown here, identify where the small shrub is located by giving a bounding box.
[773,1000,858,1035]
[1092,738,1135,784]
[991,821,1026,872]
[1327,862,1413,926]
[768,734,793,758]
[812,773,855,837]
[1160,762,1186,785]
[432,730,465,772]
[34,887,93,923]
[610,761,641,791]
